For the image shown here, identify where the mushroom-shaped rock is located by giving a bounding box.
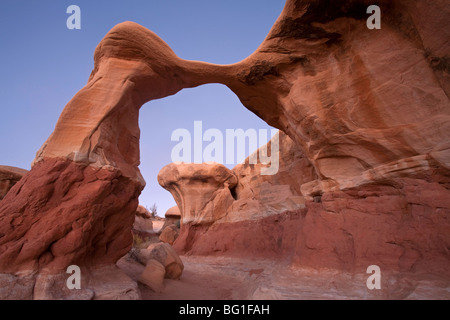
[0,0,449,299]
[158,163,237,225]
[165,206,181,219]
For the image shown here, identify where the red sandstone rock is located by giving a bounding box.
[133,216,153,233]
[159,225,179,245]
[226,131,316,222]
[0,159,141,273]
[0,165,28,200]
[157,131,316,225]
[161,206,181,231]
[174,176,450,278]
[138,259,165,293]
[133,243,184,280]
[158,163,237,225]
[169,0,450,283]
[164,206,181,220]
[133,205,153,232]
[0,0,448,299]
[225,0,450,194]
[136,205,151,219]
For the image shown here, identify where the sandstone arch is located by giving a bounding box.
[0,0,449,299]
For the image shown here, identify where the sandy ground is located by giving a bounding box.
[117,255,450,300]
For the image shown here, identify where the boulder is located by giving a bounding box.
[133,216,153,233]
[0,0,448,299]
[136,205,152,219]
[0,159,141,274]
[159,224,179,245]
[158,163,237,225]
[161,206,181,230]
[132,243,184,280]
[133,205,153,232]
[138,259,165,293]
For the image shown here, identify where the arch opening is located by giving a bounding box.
[138,83,276,218]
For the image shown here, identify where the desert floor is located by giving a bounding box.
[117,254,450,300]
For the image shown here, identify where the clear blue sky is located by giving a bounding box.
[0,1,285,216]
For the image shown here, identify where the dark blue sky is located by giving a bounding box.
[0,1,285,215]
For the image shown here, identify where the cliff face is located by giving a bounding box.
[0,0,449,299]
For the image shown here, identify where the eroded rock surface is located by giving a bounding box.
[0,0,449,299]
[133,205,153,232]
[159,225,179,246]
[162,206,181,230]
[0,165,28,200]
[158,163,238,225]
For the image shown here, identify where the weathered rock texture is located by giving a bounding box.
[133,205,153,232]
[158,163,238,225]
[162,206,181,230]
[158,131,315,225]
[230,0,450,193]
[0,165,28,200]
[0,0,449,299]
[159,225,179,245]
[166,0,450,284]
[227,131,316,222]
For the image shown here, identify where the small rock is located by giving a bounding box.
[132,243,184,280]
[0,165,28,200]
[159,224,179,245]
[138,259,165,293]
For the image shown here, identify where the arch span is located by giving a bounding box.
[0,0,449,299]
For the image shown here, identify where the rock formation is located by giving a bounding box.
[139,259,166,293]
[0,0,449,299]
[159,206,181,245]
[136,205,151,218]
[132,242,184,292]
[157,132,315,225]
[164,0,450,284]
[133,205,153,232]
[0,165,28,200]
